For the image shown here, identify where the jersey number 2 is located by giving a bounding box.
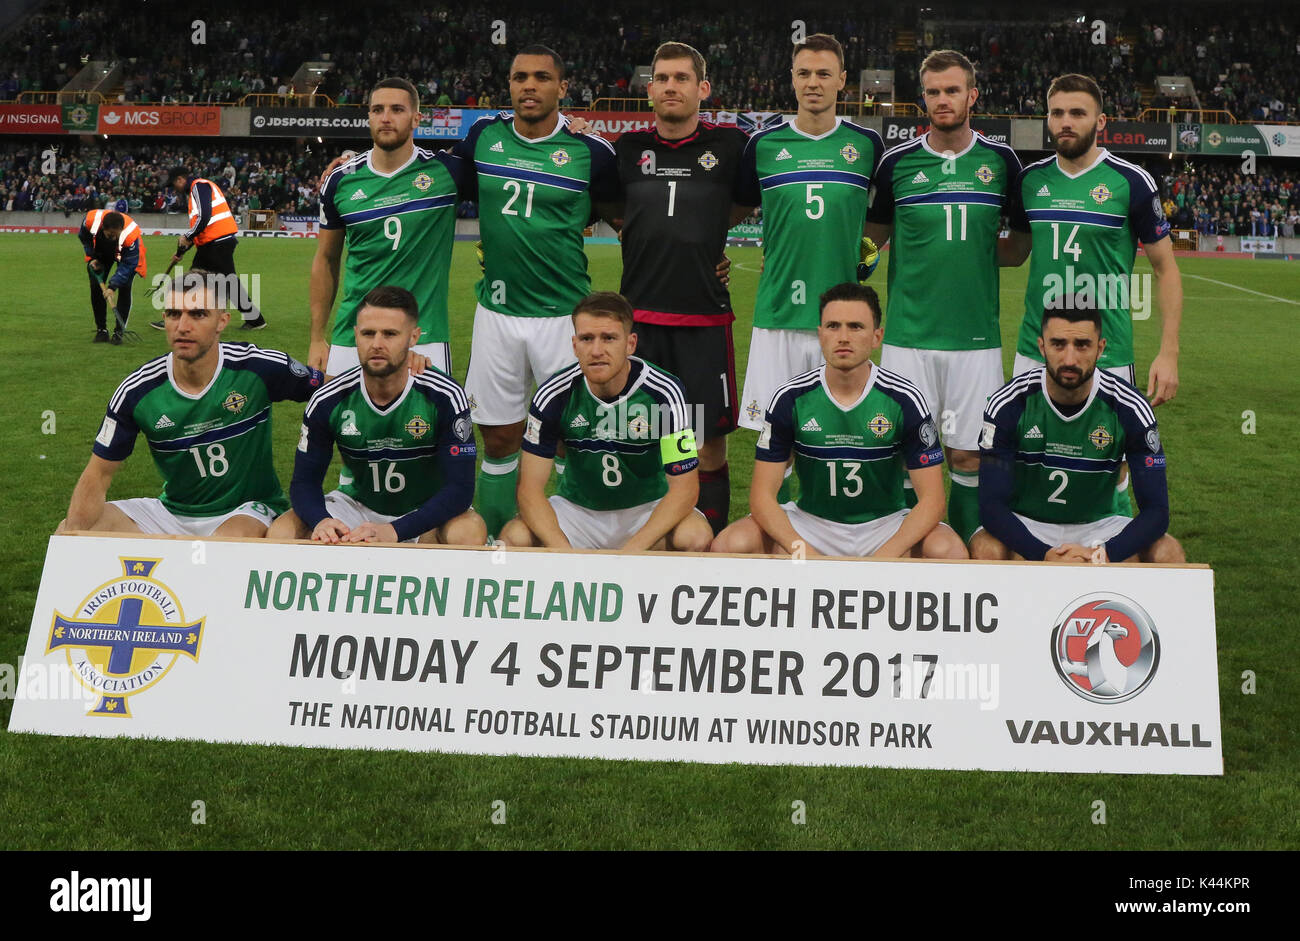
[1047,469,1068,504]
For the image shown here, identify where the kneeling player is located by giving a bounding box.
[499,292,712,552]
[270,286,486,545]
[58,271,323,536]
[971,305,1184,563]
[713,283,967,559]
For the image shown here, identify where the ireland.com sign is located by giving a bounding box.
[250,108,370,138]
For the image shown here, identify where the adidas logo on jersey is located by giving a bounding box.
[775,148,792,161]
[912,170,929,184]
[570,414,589,428]
[1037,185,1051,197]
[490,141,504,152]
[154,414,174,430]
[801,417,823,432]
[1025,425,1044,439]
[350,188,367,200]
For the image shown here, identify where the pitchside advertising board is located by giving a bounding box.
[1042,121,1172,153]
[882,117,1011,145]
[10,536,1222,775]
[1176,122,1300,157]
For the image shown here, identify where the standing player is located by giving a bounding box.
[500,292,712,553]
[311,78,466,378]
[450,46,620,539]
[972,304,1184,563]
[1009,73,1182,403]
[737,34,884,459]
[59,271,323,536]
[863,50,1028,545]
[712,283,966,559]
[613,42,756,534]
[78,208,146,343]
[150,167,265,331]
[272,286,485,545]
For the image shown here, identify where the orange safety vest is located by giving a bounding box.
[83,209,148,276]
[188,177,239,244]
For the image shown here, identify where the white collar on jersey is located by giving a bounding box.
[511,111,568,144]
[1054,147,1110,180]
[360,370,416,414]
[818,362,878,412]
[788,115,842,141]
[1040,365,1102,422]
[366,146,420,179]
[166,342,224,400]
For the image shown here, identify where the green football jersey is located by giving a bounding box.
[866,132,1025,350]
[1014,150,1172,368]
[298,368,474,518]
[453,113,620,317]
[756,365,945,524]
[522,358,699,511]
[94,343,324,516]
[980,367,1165,524]
[319,148,462,345]
[739,118,883,329]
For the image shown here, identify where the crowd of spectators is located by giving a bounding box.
[0,140,327,216]
[1162,159,1300,237]
[3,1,1299,118]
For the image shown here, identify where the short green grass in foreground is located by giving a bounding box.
[0,233,1296,849]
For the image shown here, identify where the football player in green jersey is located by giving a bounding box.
[311,78,459,377]
[864,50,1029,545]
[712,283,967,559]
[455,46,621,540]
[1006,73,1183,408]
[500,292,712,553]
[737,34,884,514]
[271,287,486,545]
[972,303,1184,563]
[59,271,324,537]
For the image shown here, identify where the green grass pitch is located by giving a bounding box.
[0,232,1296,849]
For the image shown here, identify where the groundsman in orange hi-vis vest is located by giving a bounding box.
[150,166,267,331]
[79,209,147,344]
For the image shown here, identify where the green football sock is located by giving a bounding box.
[947,470,981,544]
[476,452,519,540]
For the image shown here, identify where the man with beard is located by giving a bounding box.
[449,45,619,539]
[59,271,324,536]
[971,303,1183,563]
[863,50,1028,546]
[272,286,485,545]
[1008,73,1183,409]
[310,78,467,377]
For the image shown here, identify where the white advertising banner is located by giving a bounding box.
[10,535,1222,775]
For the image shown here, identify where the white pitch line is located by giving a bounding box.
[734,262,762,273]
[1183,273,1300,306]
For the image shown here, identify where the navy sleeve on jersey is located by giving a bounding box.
[91,395,142,462]
[1001,148,1030,233]
[648,372,699,475]
[318,168,344,229]
[242,347,324,402]
[755,388,797,463]
[1007,168,1031,232]
[185,180,213,241]
[582,133,622,205]
[1104,408,1170,561]
[433,149,471,198]
[889,381,944,470]
[864,152,896,224]
[520,385,566,460]
[289,404,335,532]
[730,129,757,207]
[978,400,1053,561]
[735,134,762,207]
[391,400,476,541]
[1127,170,1172,244]
[450,117,491,202]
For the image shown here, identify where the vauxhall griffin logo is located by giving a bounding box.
[47,558,204,716]
[1050,593,1159,704]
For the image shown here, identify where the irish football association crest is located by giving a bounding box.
[47,558,204,717]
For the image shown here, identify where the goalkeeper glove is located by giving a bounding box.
[475,240,485,270]
[857,236,880,283]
